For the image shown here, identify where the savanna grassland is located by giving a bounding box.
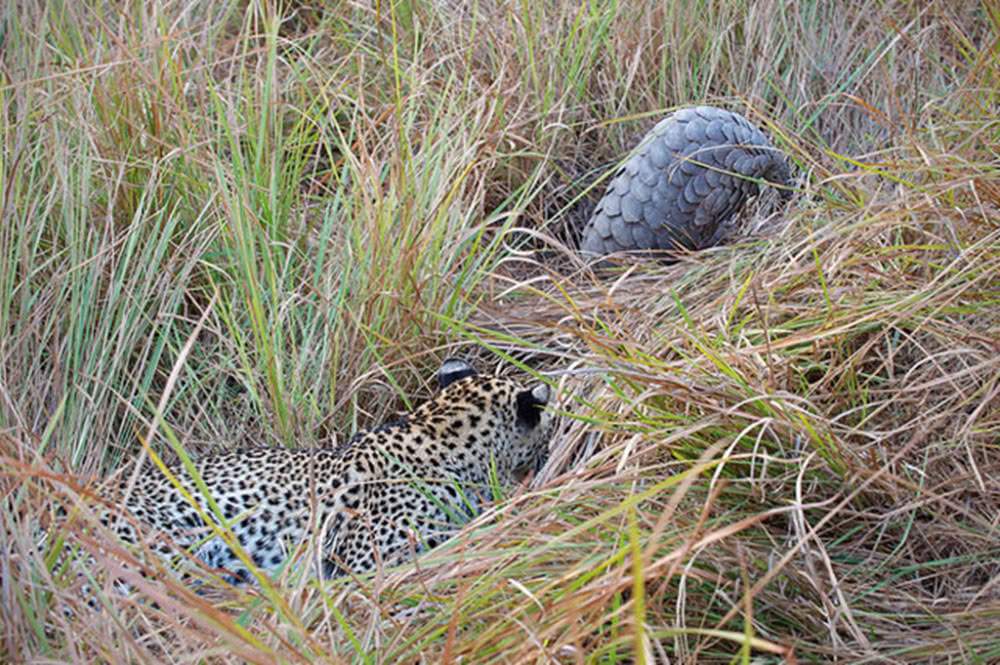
[1,1,998,663]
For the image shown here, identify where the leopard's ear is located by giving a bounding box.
[438,358,477,389]
[516,383,550,428]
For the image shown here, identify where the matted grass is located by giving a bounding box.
[1,0,997,662]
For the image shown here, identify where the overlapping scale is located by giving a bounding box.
[580,106,791,256]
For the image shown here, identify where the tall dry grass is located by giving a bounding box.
[1,0,997,662]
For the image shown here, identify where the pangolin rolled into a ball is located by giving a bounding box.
[580,105,792,257]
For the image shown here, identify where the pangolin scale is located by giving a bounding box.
[580,106,792,256]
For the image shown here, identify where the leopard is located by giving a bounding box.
[58,358,553,601]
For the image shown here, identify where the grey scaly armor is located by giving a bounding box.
[580,106,792,256]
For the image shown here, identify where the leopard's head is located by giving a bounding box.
[425,358,553,481]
